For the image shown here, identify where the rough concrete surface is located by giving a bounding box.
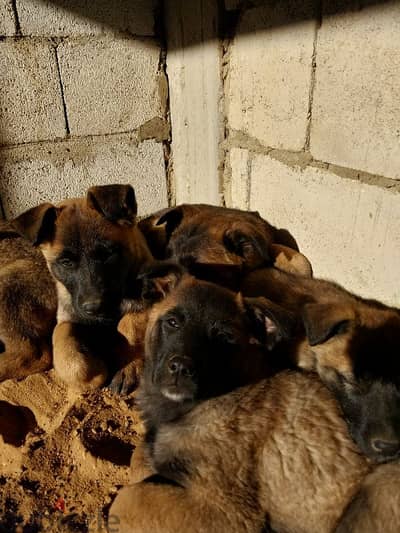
[16,0,156,36]
[58,35,164,135]
[0,0,15,35]
[166,0,221,205]
[226,3,316,151]
[57,36,164,137]
[0,136,168,218]
[310,1,400,180]
[247,152,400,307]
[0,39,66,145]
[226,147,250,210]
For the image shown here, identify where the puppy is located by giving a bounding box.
[242,267,400,463]
[139,204,313,281]
[13,184,153,391]
[110,270,398,533]
[0,221,56,381]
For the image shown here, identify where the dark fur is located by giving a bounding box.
[242,267,400,462]
[13,185,153,390]
[110,276,399,533]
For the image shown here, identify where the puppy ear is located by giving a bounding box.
[156,206,184,240]
[223,228,270,268]
[269,243,313,278]
[188,262,242,291]
[243,296,295,350]
[302,303,354,346]
[138,261,186,303]
[11,203,57,245]
[87,184,137,225]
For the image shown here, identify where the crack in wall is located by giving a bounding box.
[52,39,70,136]
[10,0,21,35]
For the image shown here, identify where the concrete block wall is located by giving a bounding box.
[0,0,169,218]
[220,0,400,306]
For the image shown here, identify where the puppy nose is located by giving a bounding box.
[371,439,400,456]
[82,299,102,315]
[167,356,194,378]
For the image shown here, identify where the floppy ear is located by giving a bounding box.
[223,228,270,268]
[11,203,57,245]
[269,243,313,278]
[243,296,295,350]
[87,184,137,225]
[138,261,186,303]
[302,303,354,346]
[188,262,242,291]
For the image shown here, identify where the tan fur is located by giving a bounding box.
[0,223,56,381]
[110,372,372,533]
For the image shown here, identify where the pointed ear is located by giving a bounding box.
[138,261,186,303]
[11,203,57,245]
[156,206,184,240]
[87,184,137,225]
[243,296,295,350]
[302,303,354,346]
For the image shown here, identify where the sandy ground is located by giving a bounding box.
[0,371,143,532]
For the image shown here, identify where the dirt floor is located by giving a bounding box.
[0,371,143,532]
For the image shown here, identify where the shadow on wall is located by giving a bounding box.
[41,0,393,46]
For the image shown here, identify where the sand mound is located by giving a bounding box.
[0,371,143,532]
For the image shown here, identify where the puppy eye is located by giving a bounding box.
[167,317,180,328]
[58,256,77,268]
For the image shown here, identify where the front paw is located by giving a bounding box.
[108,362,140,395]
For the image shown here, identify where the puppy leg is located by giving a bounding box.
[109,481,236,533]
[53,322,108,391]
[129,441,155,483]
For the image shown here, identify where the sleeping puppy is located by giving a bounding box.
[139,204,313,284]
[242,267,400,464]
[109,266,399,533]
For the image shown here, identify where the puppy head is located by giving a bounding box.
[139,204,275,275]
[302,300,400,462]
[140,263,294,406]
[13,185,151,325]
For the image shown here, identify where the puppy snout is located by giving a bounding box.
[371,438,400,456]
[167,356,194,378]
[81,299,102,315]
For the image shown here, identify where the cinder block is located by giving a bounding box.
[226,147,249,210]
[226,3,316,151]
[310,2,400,180]
[0,0,15,35]
[17,0,156,37]
[57,36,164,136]
[0,39,66,145]
[249,153,400,307]
[0,136,168,218]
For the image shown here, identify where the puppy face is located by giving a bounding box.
[303,302,400,462]
[13,185,152,326]
[140,205,275,272]
[141,270,292,408]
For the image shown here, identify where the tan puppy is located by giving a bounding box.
[0,221,56,381]
[109,273,397,533]
[14,185,152,391]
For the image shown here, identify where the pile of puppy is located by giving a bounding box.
[1,184,399,533]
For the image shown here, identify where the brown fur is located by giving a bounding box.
[139,204,313,280]
[109,279,390,533]
[13,185,153,391]
[0,221,56,381]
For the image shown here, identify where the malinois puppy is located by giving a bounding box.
[0,221,56,381]
[110,269,398,533]
[242,267,400,463]
[13,184,153,391]
[139,204,313,282]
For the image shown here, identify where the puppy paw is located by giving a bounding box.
[108,361,140,396]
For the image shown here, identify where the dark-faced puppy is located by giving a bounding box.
[0,221,56,381]
[13,184,153,391]
[139,204,313,283]
[242,267,400,463]
[110,273,398,533]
